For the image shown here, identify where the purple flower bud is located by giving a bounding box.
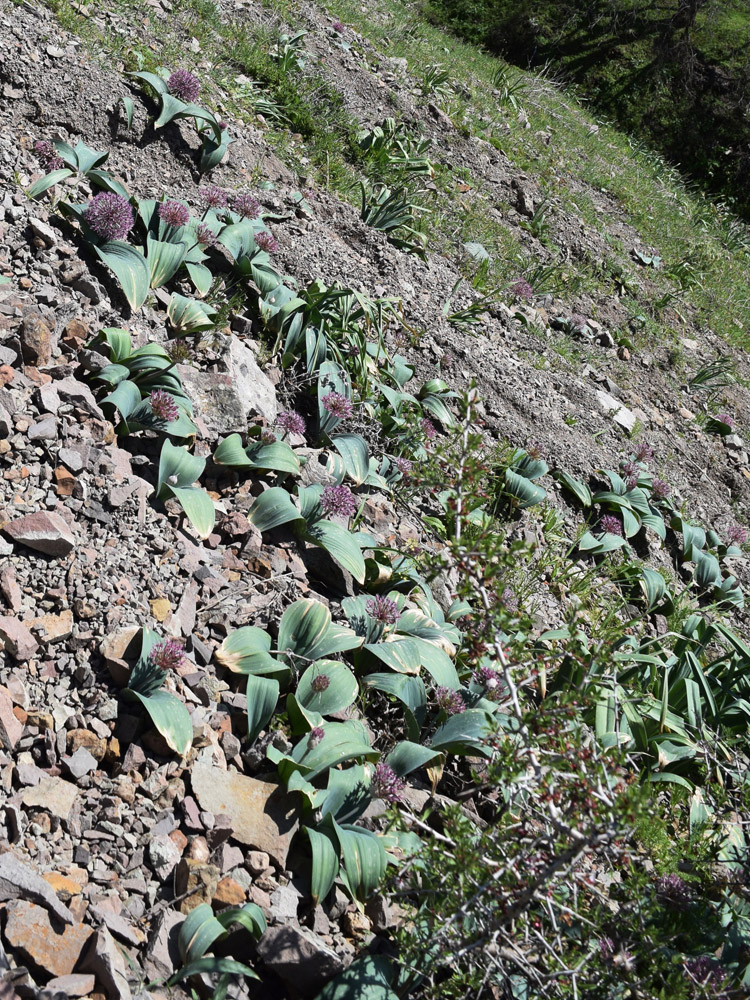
[83,191,135,241]
[199,184,228,210]
[277,411,306,436]
[473,664,504,701]
[500,587,519,612]
[526,439,544,460]
[311,673,330,693]
[651,478,671,500]
[260,429,276,445]
[167,69,200,103]
[371,762,405,804]
[633,441,653,462]
[233,192,261,219]
[435,685,465,715]
[727,523,748,546]
[394,457,412,476]
[148,638,185,671]
[600,514,622,536]
[421,417,437,440]
[332,20,345,32]
[158,199,190,228]
[322,392,353,419]
[320,484,357,519]
[195,222,216,246]
[366,595,400,625]
[683,956,728,989]
[34,139,63,170]
[716,412,734,428]
[509,278,534,300]
[150,390,179,422]
[255,230,278,253]
[655,873,692,910]
[568,313,587,333]
[308,725,325,748]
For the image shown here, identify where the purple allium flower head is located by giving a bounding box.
[655,873,692,910]
[569,313,587,333]
[332,20,345,32]
[622,460,639,490]
[158,199,190,229]
[500,586,519,612]
[308,725,325,748]
[322,392,353,419]
[199,184,228,210]
[421,417,437,440]
[371,762,405,804]
[727,523,748,546]
[683,956,728,990]
[277,410,306,436]
[510,278,534,300]
[83,191,135,241]
[218,121,228,130]
[320,484,357,519]
[599,937,615,962]
[150,389,179,422]
[149,638,185,671]
[311,673,330,693]
[233,192,261,219]
[716,412,734,428]
[651,478,671,500]
[34,139,63,169]
[255,230,278,253]
[600,514,622,536]
[474,664,503,700]
[435,685,465,715]
[260,430,276,445]
[167,69,200,102]
[195,222,216,247]
[366,595,400,625]
[633,441,653,463]
[395,457,412,476]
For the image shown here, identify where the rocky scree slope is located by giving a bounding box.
[0,0,749,997]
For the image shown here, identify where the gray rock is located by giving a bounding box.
[0,852,74,925]
[28,415,57,441]
[64,747,97,779]
[78,928,133,1000]
[226,337,278,423]
[178,366,248,438]
[595,389,637,434]
[3,510,76,556]
[270,882,303,921]
[148,834,182,880]
[256,924,344,995]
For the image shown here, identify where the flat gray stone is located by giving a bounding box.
[3,511,75,557]
[256,924,344,995]
[595,389,637,434]
[227,337,278,423]
[0,852,74,924]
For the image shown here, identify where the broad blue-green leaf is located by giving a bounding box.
[216,902,266,939]
[578,530,628,554]
[94,241,150,310]
[200,131,232,173]
[313,955,397,1000]
[641,512,666,540]
[168,957,259,986]
[386,740,441,776]
[167,292,216,333]
[332,435,369,485]
[306,825,339,905]
[505,468,546,508]
[120,96,134,129]
[101,379,142,422]
[296,660,358,715]
[306,519,366,583]
[70,138,108,175]
[318,360,351,436]
[179,903,224,964]
[246,674,279,742]
[641,569,667,610]
[278,599,362,661]
[129,688,192,755]
[170,485,215,539]
[622,507,641,539]
[185,262,213,296]
[320,765,370,823]
[27,168,74,199]
[128,69,169,94]
[248,486,303,532]
[694,550,722,589]
[334,820,387,900]
[87,170,131,199]
[216,627,284,677]
[156,438,205,494]
[553,469,592,506]
[291,721,375,781]
[361,673,427,717]
[214,434,300,475]
[363,637,421,675]
[430,709,493,756]
[146,236,187,288]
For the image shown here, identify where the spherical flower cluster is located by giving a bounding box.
[500,586,519,613]
[167,69,200,102]
[260,430,277,445]
[233,192,261,219]
[320,484,358,519]
[150,390,179,422]
[83,191,135,241]
[421,418,437,440]
[332,20,345,32]
[568,313,587,333]
[651,478,671,500]
[148,638,185,671]
[195,222,216,247]
[716,412,734,428]
[366,595,400,625]
[199,184,228,210]
[394,457,412,476]
[322,392,353,419]
[727,523,748,546]
[435,685,465,716]
[34,139,63,169]
[622,460,639,490]
[255,231,278,253]
[158,199,190,229]
[633,441,653,463]
[526,439,544,460]
[371,762,405,804]
[655,873,692,910]
[311,673,330,693]
[474,664,503,700]
[683,956,728,990]
[600,514,622,536]
[308,725,325,748]
[277,411,306,436]
[509,278,534,300]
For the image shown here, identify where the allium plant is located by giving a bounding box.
[322,392,353,419]
[34,139,63,169]
[435,685,465,715]
[167,69,200,102]
[727,523,748,546]
[149,639,185,671]
[277,411,306,436]
[199,184,228,211]
[308,725,325,748]
[233,192,261,219]
[150,390,179,422]
[158,199,190,229]
[599,514,623,536]
[651,478,671,500]
[716,412,734,428]
[83,192,135,241]
[395,457,413,476]
[509,278,534,300]
[371,762,405,804]
[255,231,278,253]
[633,440,653,463]
[421,417,438,440]
[654,873,692,911]
[366,595,400,625]
[473,664,504,700]
[320,484,358,519]
[311,673,330,693]
[194,222,216,247]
